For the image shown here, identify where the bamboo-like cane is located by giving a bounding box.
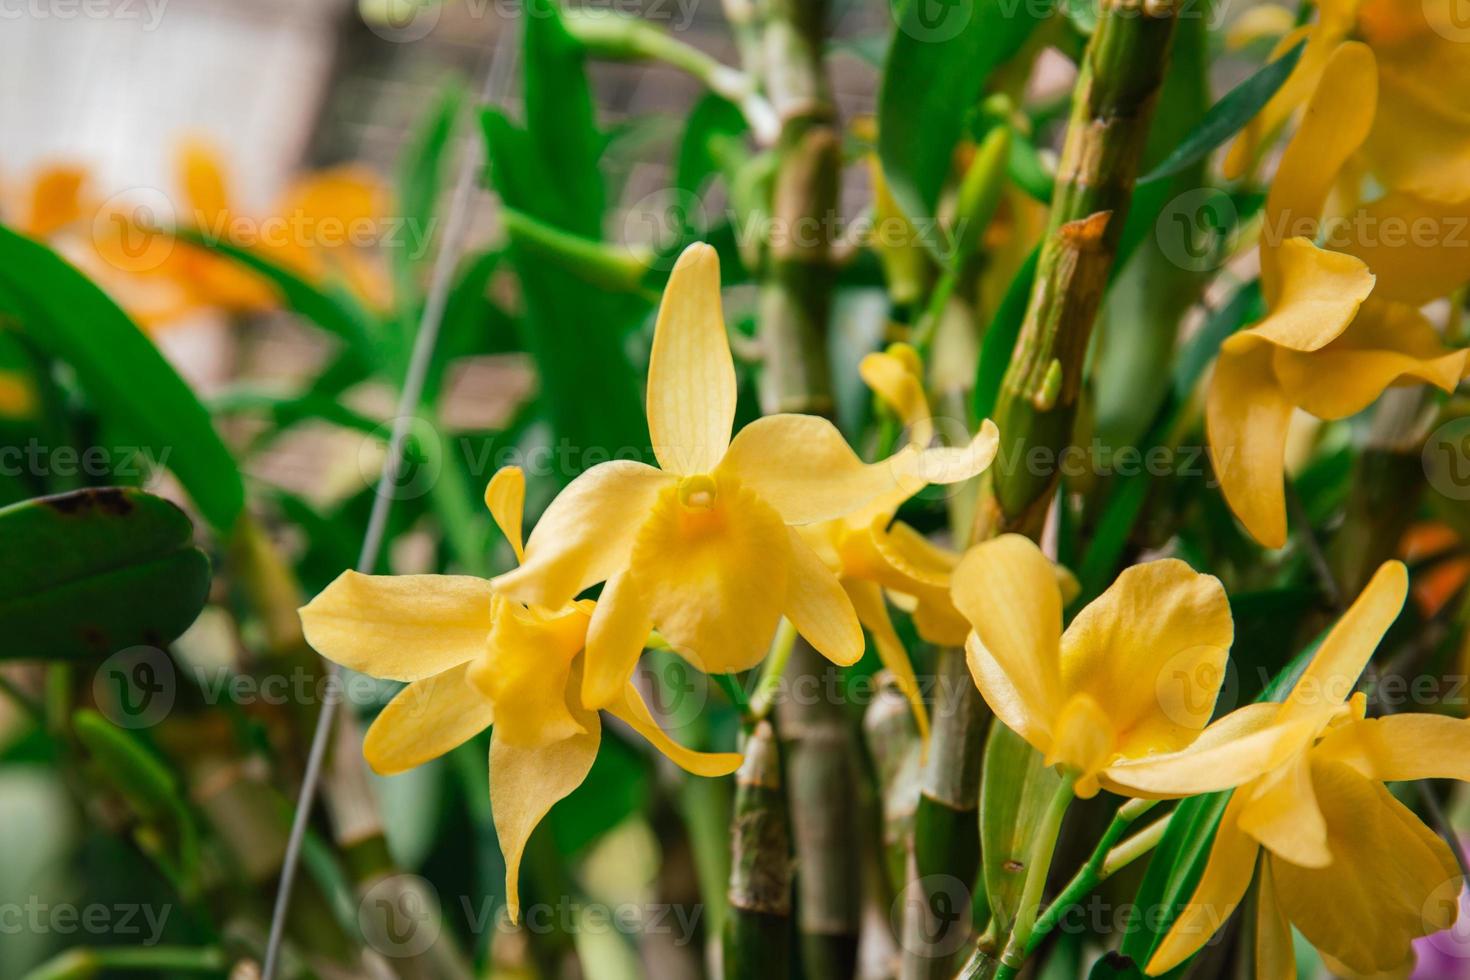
[916,1,1182,975]
[725,720,794,979]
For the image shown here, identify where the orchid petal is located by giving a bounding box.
[647,243,737,476]
[784,528,863,667]
[485,466,526,562]
[491,707,600,923]
[1207,338,1296,549]
[493,461,672,609]
[1061,558,1232,758]
[300,571,492,681]
[583,571,653,710]
[364,663,494,775]
[605,682,743,777]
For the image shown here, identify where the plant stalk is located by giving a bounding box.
[725,720,793,980]
[974,0,1182,541]
[778,642,862,977]
[1022,799,1164,959]
[923,8,1181,970]
[993,774,1077,980]
[903,647,988,979]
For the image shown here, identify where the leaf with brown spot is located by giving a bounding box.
[0,487,210,661]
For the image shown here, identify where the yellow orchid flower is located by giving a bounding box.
[106,139,394,322]
[492,242,1000,704]
[4,163,202,330]
[797,344,1000,741]
[1208,43,1469,547]
[950,534,1235,798]
[1139,561,1470,979]
[16,164,88,238]
[1226,0,1470,206]
[300,466,741,921]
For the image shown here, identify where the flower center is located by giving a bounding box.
[677,474,718,510]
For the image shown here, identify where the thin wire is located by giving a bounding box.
[261,28,518,979]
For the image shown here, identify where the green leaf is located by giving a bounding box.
[675,93,749,198]
[480,0,651,478]
[979,720,1063,931]
[877,0,1047,229]
[1074,280,1261,603]
[0,226,245,531]
[73,708,200,889]
[0,488,211,661]
[397,82,464,300]
[972,246,1040,422]
[1111,42,1306,278]
[1086,952,1141,979]
[500,208,652,294]
[522,0,605,239]
[1138,41,1306,186]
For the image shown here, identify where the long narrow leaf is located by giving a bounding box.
[0,226,245,531]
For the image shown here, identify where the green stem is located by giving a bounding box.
[725,720,793,980]
[748,617,797,721]
[911,125,1012,357]
[994,773,1077,979]
[561,8,778,143]
[905,646,989,978]
[975,0,1180,540]
[20,945,228,979]
[1101,812,1171,875]
[777,642,861,977]
[715,672,754,720]
[1022,800,1166,957]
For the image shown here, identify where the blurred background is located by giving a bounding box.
[0,2,913,976]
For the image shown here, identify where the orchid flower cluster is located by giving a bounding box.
[301,243,1001,918]
[300,235,1470,976]
[290,0,1470,975]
